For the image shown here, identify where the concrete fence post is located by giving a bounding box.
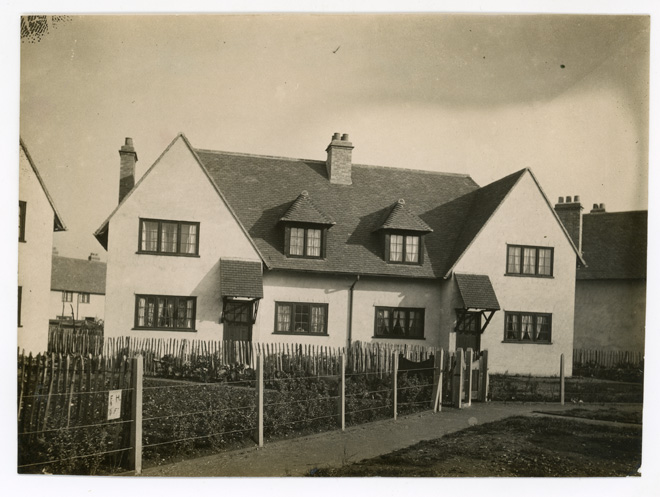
[466,348,474,407]
[339,353,346,431]
[431,348,444,412]
[256,353,264,446]
[560,353,565,405]
[453,348,464,408]
[129,355,143,475]
[393,353,399,420]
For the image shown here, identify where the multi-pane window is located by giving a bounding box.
[387,234,421,264]
[286,227,323,258]
[135,295,196,331]
[504,312,552,343]
[506,245,553,277]
[275,302,328,334]
[62,291,73,302]
[19,201,27,242]
[139,219,199,256]
[79,293,90,304]
[455,310,481,333]
[374,307,425,338]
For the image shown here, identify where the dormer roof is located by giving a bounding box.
[280,191,336,225]
[375,199,433,233]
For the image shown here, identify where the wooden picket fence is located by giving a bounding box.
[17,351,134,443]
[48,325,105,356]
[573,348,644,369]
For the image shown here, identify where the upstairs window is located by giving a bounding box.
[506,245,553,277]
[385,233,422,264]
[285,226,324,259]
[62,291,73,302]
[135,295,196,331]
[275,302,328,335]
[374,307,425,339]
[139,218,199,256]
[18,201,26,242]
[504,311,552,343]
[79,293,90,304]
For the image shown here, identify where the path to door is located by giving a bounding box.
[135,402,600,477]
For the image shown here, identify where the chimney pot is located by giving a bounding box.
[566,196,572,203]
[341,133,349,141]
[600,203,605,210]
[574,195,580,202]
[332,132,341,140]
[558,197,564,203]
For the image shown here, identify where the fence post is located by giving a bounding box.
[339,353,346,431]
[453,348,464,408]
[129,355,143,475]
[393,353,398,420]
[466,348,474,407]
[478,350,489,402]
[431,348,444,412]
[256,353,264,447]
[560,353,565,405]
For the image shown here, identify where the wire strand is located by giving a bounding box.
[18,418,133,436]
[143,404,256,422]
[17,446,132,469]
[143,427,255,449]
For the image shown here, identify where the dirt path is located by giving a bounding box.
[132,402,639,477]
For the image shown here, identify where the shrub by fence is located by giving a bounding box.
[573,348,644,384]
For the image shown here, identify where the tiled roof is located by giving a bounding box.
[51,256,106,294]
[455,273,501,310]
[280,191,335,225]
[220,259,264,298]
[578,211,647,280]
[196,149,482,278]
[376,199,433,232]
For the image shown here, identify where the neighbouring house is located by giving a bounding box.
[18,138,66,353]
[94,133,583,376]
[50,253,107,323]
[554,197,647,353]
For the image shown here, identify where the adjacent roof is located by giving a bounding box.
[196,148,480,278]
[455,273,501,310]
[578,211,647,280]
[376,199,433,232]
[51,256,106,294]
[219,259,264,298]
[280,191,335,225]
[20,138,66,231]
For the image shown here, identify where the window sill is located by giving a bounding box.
[273,331,329,337]
[132,328,197,332]
[502,340,553,345]
[373,336,426,341]
[386,261,422,266]
[285,255,324,260]
[19,239,26,243]
[504,273,554,279]
[136,251,200,258]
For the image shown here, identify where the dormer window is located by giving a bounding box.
[280,191,335,260]
[375,199,432,265]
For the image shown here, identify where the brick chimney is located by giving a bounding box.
[88,252,100,262]
[554,195,583,253]
[118,137,138,203]
[325,132,353,185]
[590,203,606,214]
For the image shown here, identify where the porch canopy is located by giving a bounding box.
[219,259,264,299]
[454,273,500,333]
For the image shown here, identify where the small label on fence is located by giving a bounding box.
[108,390,122,420]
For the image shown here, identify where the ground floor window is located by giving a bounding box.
[374,307,425,339]
[275,302,328,335]
[135,295,196,331]
[504,311,552,343]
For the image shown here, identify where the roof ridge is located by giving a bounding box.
[584,209,647,216]
[194,147,473,179]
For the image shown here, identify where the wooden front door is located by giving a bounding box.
[223,300,253,341]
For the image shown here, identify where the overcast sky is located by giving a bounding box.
[18,13,650,261]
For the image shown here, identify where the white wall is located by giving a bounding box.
[454,171,577,376]
[104,137,261,340]
[257,272,444,348]
[18,147,56,353]
[49,290,105,322]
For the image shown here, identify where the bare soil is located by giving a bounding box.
[315,415,642,477]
